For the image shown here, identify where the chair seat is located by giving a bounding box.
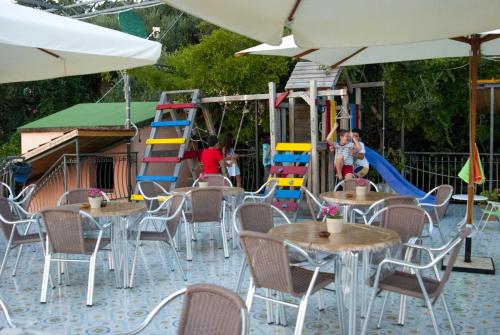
[290,266,334,297]
[83,238,111,253]
[13,232,44,245]
[139,230,168,241]
[378,270,440,299]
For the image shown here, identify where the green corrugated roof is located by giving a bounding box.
[19,102,157,130]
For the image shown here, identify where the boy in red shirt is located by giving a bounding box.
[200,135,225,174]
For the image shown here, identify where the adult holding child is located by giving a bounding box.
[326,123,361,180]
[351,128,370,178]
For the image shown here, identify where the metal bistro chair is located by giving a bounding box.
[192,174,233,187]
[334,178,379,192]
[189,188,229,258]
[351,195,417,224]
[417,185,453,243]
[362,228,471,335]
[0,198,45,280]
[119,284,248,335]
[233,202,291,293]
[301,185,328,221]
[240,231,336,335]
[40,208,111,306]
[242,179,277,203]
[1,182,36,213]
[477,200,500,246]
[129,194,188,287]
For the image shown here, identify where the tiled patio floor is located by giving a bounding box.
[0,204,498,334]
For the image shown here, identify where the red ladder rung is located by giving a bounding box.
[270,166,307,176]
[183,150,201,160]
[142,157,180,163]
[156,103,195,110]
[272,201,298,212]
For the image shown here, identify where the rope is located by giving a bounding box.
[217,99,227,137]
[233,101,249,150]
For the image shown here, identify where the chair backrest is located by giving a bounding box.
[137,181,167,211]
[41,208,86,254]
[193,174,233,187]
[302,185,325,220]
[334,178,378,192]
[380,196,417,222]
[377,205,427,244]
[164,194,186,237]
[0,198,20,241]
[262,179,278,204]
[191,188,224,223]
[434,228,470,299]
[178,284,247,335]
[239,231,294,295]
[433,185,453,221]
[235,203,275,233]
[16,183,36,211]
[57,188,110,206]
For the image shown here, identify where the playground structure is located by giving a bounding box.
[133,61,441,209]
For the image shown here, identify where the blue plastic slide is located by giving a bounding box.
[365,146,434,202]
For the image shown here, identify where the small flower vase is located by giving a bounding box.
[198,181,209,188]
[326,218,343,234]
[88,196,102,209]
[356,186,367,197]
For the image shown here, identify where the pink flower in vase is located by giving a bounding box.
[321,204,342,219]
[88,188,103,198]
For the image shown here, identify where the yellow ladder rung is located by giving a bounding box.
[146,138,185,145]
[269,177,304,187]
[130,194,171,201]
[276,142,312,152]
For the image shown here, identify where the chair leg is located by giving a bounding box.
[377,291,390,329]
[277,292,287,327]
[166,233,187,281]
[220,210,229,258]
[107,250,114,271]
[441,295,457,335]
[265,289,273,324]
[416,274,440,335]
[11,245,23,277]
[317,290,325,311]
[361,285,380,335]
[129,229,142,288]
[185,218,193,261]
[436,220,446,244]
[86,254,97,306]
[40,254,51,303]
[245,278,256,311]
[0,240,13,281]
[235,258,247,293]
[294,296,309,335]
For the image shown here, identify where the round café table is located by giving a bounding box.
[69,201,145,288]
[452,194,488,228]
[320,191,396,218]
[269,220,400,335]
[172,186,245,250]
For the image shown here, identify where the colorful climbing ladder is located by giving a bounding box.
[131,90,205,200]
[270,142,311,221]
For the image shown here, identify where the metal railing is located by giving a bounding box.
[403,152,500,194]
[29,152,137,212]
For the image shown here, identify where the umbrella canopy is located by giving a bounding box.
[0,2,162,84]
[236,32,500,67]
[162,0,500,48]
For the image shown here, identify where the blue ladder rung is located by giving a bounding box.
[275,189,302,199]
[137,175,177,182]
[151,120,190,127]
[274,154,310,164]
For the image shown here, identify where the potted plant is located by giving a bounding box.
[355,178,369,197]
[88,188,103,209]
[198,173,209,188]
[321,204,343,234]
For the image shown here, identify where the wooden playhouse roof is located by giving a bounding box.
[285,61,342,90]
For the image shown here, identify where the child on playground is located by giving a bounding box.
[200,135,225,174]
[351,128,370,177]
[222,136,242,187]
[326,123,361,180]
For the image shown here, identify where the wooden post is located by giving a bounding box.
[341,92,349,130]
[310,80,319,195]
[75,137,80,188]
[255,101,260,187]
[328,97,335,191]
[268,82,277,158]
[465,35,480,263]
[201,106,216,135]
[355,87,361,127]
[288,94,295,143]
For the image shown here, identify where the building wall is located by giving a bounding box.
[21,131,65,154]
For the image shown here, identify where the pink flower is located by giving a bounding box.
[355,178,369,186]
[199,173,206,181]
[88,188,103,198]
[321,205,342,219]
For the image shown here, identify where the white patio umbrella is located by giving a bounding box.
[236,33,500,67]
[0,2,162,84]
[162,0,500,48]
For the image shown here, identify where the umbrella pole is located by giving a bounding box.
[465,35,480,262]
